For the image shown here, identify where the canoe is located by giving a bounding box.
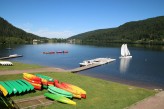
[0,85,8,96]
[0,81,12,95]
[54,80,81,99]
[23,73,41,81]
[20,79,34,91]
[44,93,76,105]
[61,82,86,98]
[13,80,26,93]
[48,86,73,98]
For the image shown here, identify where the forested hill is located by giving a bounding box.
[69,16,164,45]
[0,17,48,44]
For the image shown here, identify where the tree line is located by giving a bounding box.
[0,17,49,44]
[69,16,164,45]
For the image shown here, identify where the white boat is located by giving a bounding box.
[79,58,116,66]
[119,44,132,58]
[79,60,93,67]
[9,54,18,57]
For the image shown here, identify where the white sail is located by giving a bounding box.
[121,44,125,56]
[120,44,132,58]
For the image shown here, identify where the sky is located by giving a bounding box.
[0,0,164,38]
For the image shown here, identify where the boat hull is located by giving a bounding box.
[119,56,132,59]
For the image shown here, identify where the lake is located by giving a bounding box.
[0,43,164,89]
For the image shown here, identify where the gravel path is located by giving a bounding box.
[0,67,67,75]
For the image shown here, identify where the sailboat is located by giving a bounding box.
[119,44,132,58]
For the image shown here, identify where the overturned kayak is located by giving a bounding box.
[44,93,76,105]
[0,85,8,96]
[0,81,12,95]
[48,86,73,98]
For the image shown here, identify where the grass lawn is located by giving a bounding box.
[0,72,156,109]
[0,62,43,70]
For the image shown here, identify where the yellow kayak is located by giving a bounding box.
[23,73,41,81]
[0,85,8,96]
[61,82,86,98]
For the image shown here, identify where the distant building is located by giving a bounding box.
[33,39,40,44]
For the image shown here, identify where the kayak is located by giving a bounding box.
[44,93,76,105]
[23,73,41,81]
[16,80,30,92]
[35,74,54,82]
[30,82,42,90]
[0,81,12,95]
[20,79,34,91]
[48,86,73,98]
[35,74,54,86]
[4,81,17,94]
[61,82,86,98]
[0,85,8,96]
[23,76,42,84]
[54,80,81,99]
[8,81,22,94]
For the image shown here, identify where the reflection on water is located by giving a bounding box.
[120,58,132,73]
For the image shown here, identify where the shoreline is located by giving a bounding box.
[0,65,162,90]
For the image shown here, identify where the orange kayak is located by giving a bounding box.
[54,80,81,99]
[61,82,86,98]
[23,73,41,81]
[23,76,41,84]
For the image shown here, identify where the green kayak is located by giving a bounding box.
[16,80,30,92]
[20,79,34,91]
[8,81,22,94]
[0,81,12,95]
[35,74,54,81]
[48,86,73,98]
[4,81,17,94]
[44,93,76,105]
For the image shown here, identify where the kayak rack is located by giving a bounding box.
[14,95,53,109]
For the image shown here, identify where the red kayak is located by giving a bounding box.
[23,76,42,84]
[54,80,81,99]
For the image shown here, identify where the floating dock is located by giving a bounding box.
[69,58,116,73]
[0,55,23,60]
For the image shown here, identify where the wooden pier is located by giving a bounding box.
[69,59,116,73]
[0,55,23,60]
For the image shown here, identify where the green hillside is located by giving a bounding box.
[0,17,48,44]
[69,16,164,45]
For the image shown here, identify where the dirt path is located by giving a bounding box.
[0,67,67,75]
[126,91,164,109]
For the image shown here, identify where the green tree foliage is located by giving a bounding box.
[68,16,164,45]
[0,17,49,44]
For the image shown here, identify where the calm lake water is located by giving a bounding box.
[0,43,164,89]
